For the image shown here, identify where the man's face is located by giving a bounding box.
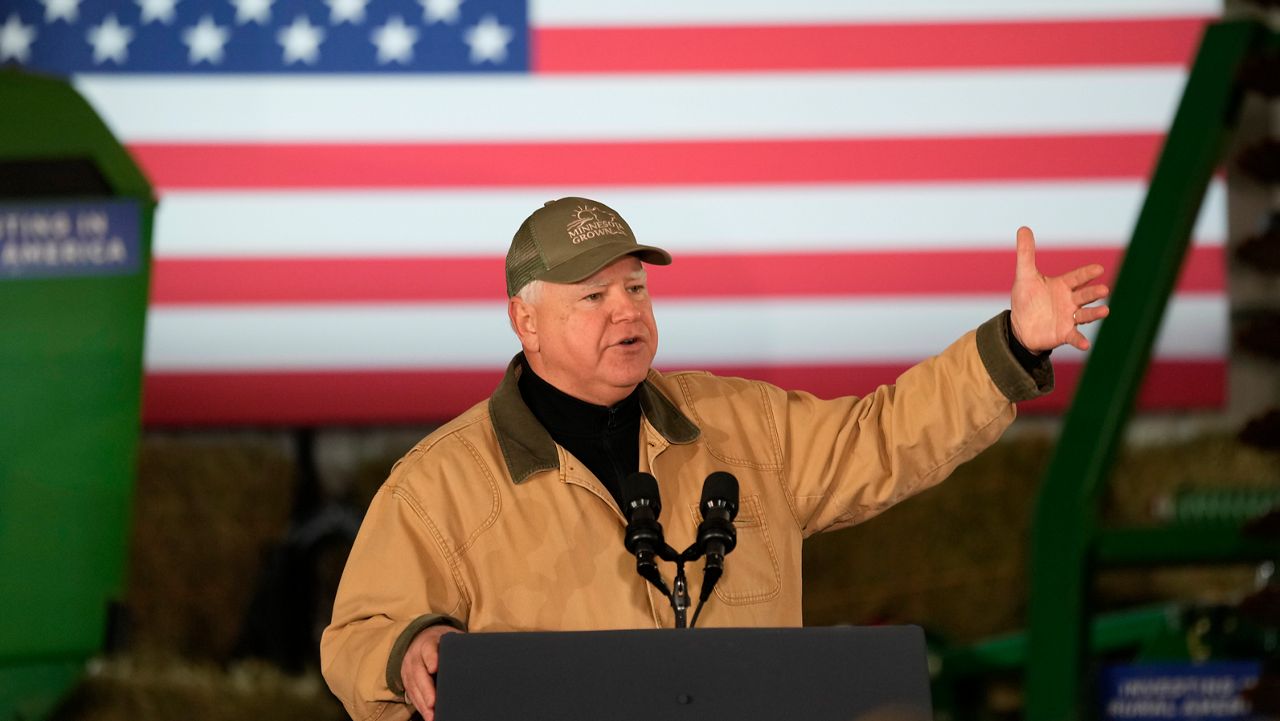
[513,256,659,406]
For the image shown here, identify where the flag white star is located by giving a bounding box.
[419,0,462,25]
[40,0,80,24]
[137,0,178,25]
[0,13,36,63]
[277,15,324,65]
[182,15,229,65]
[463,14,511,65]
[231,0,272,25]
[326,0,367,25]
[371,15,417,65]
[86,14,134,65]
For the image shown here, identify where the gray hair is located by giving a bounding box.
[514,279,544,305]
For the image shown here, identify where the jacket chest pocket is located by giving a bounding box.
[688,494,781,605]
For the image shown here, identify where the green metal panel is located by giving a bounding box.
[942,605,1181,678]
[0,69,151,198]
[1024,21,1269,721]
[0,663,83,721]
[0,71,154,719]
[1095,526,1280,567]
[1168,488,1280,523]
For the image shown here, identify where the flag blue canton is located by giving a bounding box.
[3,0,528,73]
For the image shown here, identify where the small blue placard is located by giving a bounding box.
[0,200,141,280]
[1102,661,1261,721]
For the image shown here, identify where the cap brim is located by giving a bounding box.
[538,241,672,285]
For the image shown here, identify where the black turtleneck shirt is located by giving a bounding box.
[517,360,641,509]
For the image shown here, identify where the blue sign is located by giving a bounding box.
[0,200,141,280]
[1102,661,1261,721]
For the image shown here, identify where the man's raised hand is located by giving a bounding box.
[1010,226,1110,353]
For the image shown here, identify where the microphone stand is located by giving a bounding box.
[653,544,706,629]
[641,534,735,629]
[671,558,691,629]
[646,542,692,629]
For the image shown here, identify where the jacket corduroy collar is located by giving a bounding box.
[488,354,701,484]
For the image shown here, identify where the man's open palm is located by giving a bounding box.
[1010,226,1110,352]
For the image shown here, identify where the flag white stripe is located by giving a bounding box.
[143,294,1224,370]
[152,180,1227,257]
[77,68,1187,143]
[531,0,1218,26]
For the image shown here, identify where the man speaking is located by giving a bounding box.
[320,197,1109,721]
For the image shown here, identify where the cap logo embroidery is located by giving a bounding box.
[565,205,629,245]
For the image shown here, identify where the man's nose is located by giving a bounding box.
[608,288,642,320]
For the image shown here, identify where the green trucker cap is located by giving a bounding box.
[505,197,672,297]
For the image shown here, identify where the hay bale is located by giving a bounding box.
[801,429,1280,642]
[802,431,1053,642]
[50,657,346,721]
[126,434,295,662]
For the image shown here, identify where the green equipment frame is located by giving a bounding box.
[1024,19,1280,721]
[0,70,155,720]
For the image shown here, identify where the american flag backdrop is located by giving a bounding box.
[3,0,1227,426]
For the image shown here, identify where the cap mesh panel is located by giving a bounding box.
[505,219,548,296]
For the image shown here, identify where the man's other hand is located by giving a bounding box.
[1010,226,1110,352]
[402,624,463,720]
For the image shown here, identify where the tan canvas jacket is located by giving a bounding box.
[321,312,1051,721]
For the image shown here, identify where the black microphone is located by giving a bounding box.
[693,471,739,622]
[620,471,671,598]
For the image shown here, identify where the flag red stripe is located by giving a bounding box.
[141,360,1224,426]
[533,17,1206,74]
[149,246,1223,304]
[128,134,1164,190]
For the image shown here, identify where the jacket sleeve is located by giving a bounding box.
[776,312,1051,536]
[320,478,469,721]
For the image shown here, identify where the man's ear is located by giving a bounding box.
[508,297,539,353]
